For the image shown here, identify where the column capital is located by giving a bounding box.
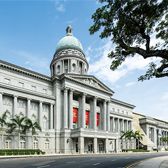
[69,88,75,92]
[62,87,69,91]
[0,92,4,95]
[39,100,43,103]
[27,98,32,101]
[82,93,87,97]
[50,103,54,106]
[93,96,98,100]
[13,95,18,98]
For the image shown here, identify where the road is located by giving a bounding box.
[0,153,167,168]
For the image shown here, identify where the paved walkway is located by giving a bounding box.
[133,156,168,168]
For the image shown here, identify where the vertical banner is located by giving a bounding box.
[73,108,78,123]
[158,129,162,137]
[85,111,89,124]
[97,113,99,126]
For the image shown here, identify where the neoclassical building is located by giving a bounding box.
[0,25,167,153]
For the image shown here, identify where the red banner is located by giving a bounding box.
[73,108,78,123]
[97,113,99,126]
[85,111,89,124]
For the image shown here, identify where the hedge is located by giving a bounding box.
[122,149,150,152]
[0,149,45,155]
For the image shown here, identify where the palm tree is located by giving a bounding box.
[23,118,41,149]
[134,131,144,149]
[120,130,134,149]
[0,111,8,149]
[161,137,168,148]
[8,115,26,149]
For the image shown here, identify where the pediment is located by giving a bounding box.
[65,75,114,94]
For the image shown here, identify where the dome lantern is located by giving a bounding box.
[50,25,89,77]
[66,24,73,35]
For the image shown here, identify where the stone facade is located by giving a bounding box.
[133,112,168,151]
[0,25,167,153]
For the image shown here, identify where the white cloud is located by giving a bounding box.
[50,0,65,12]
[57,4,65,12]
[125,82,135,87]
[86,56,90,63]
[161,92,168,100]
[88,38,162,84]
[14,50,50,75]
[85,46,92,56]
[65,19,76,24]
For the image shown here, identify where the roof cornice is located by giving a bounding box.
[0,60,51,81]
[111,98,136,109]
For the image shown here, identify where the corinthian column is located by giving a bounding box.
[82,93,86,128]
[69,89,74,129]
[93,97,97,130]
[103,100,106,131]
[107,101,110,131]
[27,98,31,118]
[63,88,68,129]
[13,95,18,118]
[50,104,53,129]
[39,101,43,128]
[0,92,3,117]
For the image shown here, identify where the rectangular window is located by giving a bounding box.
[97,113,99,126]
[33,142,38,149]
[43,105,48,112]
[32,86,36,91]
[117,109,120,113]
[19,82,24,88]
[85,111,89,125]
[31,102,37,110]
[112,108,115,112]
[43,89,47,94]
[4,97,12,106]
[73,108,78,123]
[5,78,10,84]
[126,112,128,115]
[45,142,49,149]
[122,110,124,114]
[19,100,24,107]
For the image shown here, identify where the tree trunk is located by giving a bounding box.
[138,140,139,149]
[18,131,20,149]
[1,126,3,149]
[32,135,33,149]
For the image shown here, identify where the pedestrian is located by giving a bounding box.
[37,148,40,155]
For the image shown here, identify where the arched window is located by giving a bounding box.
[5,137,11,149]
[33,138,38,149]
[31,114,36,123]
[42,116,47,130]
[72,63,76,72]
[6,110,11,123]
[99,140,104,152]
[57,65,60,74]
[79,63,82,73]
[45,139,49,149]
[20,138,25,149]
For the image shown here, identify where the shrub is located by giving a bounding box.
[122,149,150,152]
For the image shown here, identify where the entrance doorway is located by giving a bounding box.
[88,140,93,152]
[76,140,78,152]
[99,140,104,152]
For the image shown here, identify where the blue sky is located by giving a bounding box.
[0,0,168,122]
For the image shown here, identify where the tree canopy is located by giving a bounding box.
[89,0,168,81]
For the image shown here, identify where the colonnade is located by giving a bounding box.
[51,59,86,76]
[110,117,132,133]
[62,87,111,131]
[0,92,54,129]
